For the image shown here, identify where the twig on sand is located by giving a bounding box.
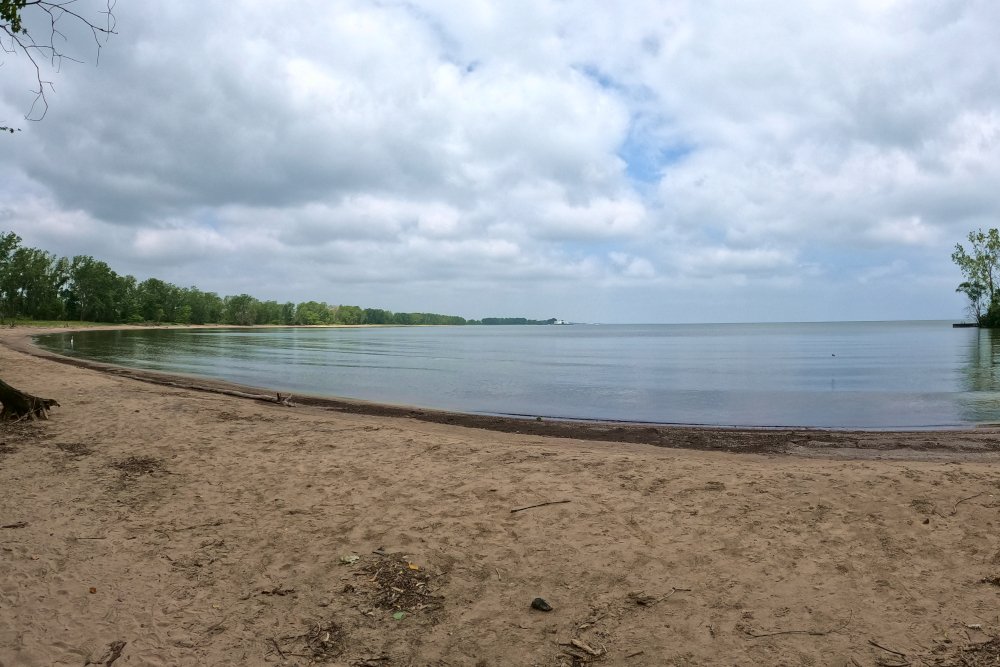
[561,639,602,656]
[510,500,571,513]
[659,587,692,602]
[952,492,986,515]
[868,639,907,657]
[269,637,285,659]
[174,519,225,532]
[630,587,692,606]
[626,650,645,659]
[1,521,27,529]
[84,640,126,667]
[744,611,853,638]
[202,615,228,636]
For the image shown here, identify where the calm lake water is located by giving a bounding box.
[33,321,1000,429]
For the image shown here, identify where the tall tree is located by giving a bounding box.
[66,255,119,322]
[953,228,1000,325]
[0,231,22,321]
[224,294,261,326]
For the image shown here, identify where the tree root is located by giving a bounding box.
[0,378,59,421]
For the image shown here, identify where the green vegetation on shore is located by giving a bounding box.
[953,228,1000,326]
[0,232,549,327]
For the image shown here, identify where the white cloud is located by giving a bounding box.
[1,0,996,321]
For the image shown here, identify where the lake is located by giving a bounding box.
[33,321,1000,429]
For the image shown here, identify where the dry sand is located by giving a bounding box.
[2,327,1000,666]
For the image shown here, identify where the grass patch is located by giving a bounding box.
[6,319,120,328]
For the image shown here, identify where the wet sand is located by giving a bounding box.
[2,326,1000,666]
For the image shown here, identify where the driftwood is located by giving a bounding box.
[0,378,59,421]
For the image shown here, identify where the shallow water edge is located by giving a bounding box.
[7,325,1000,460]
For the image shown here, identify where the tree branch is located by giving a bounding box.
[1,0,116,121]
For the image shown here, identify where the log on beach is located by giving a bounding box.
[0,378,59,420]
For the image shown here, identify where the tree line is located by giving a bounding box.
[0,231,530,327]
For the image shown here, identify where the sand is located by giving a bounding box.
[2,326,1000,666]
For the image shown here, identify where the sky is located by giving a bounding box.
[2,0,998,323]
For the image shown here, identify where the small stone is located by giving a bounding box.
[923,518,930,524]
[530,597,553,612]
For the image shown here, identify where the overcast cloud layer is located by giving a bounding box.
[2,0,998,322]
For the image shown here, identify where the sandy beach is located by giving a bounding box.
[2,327,1000,666]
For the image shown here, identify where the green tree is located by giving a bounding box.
[137,278,181,323]
[334,305,365,325]
[281,302,296,325]
[224,294,260,326]
[294,301,333,325]
[180,288,224,325]
[66,255,120,322]
[363,308,393,325]
[256,300,283,325]
[0,231,22,321]
[953,228,1000,326]
[0,246,67,319]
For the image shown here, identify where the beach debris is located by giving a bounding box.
[922,635,1000,666]
[868,639,908,662]
[743,611,853,638]
[0,441,16,460]
[952,492,987,515]
[627,591,658,606]
[628,587,691,606]
[358,551,442,614]
[89,586,97,594]
[55,442,93,457]
[259,585,295,596]
[510,500,572,513]
[269,619,344,661]
[1,521,27,529]
[0,378,59,421]
[340,554,361,565]
[83,640,127,667]
[981,575,1000,587]
[531,597,553,612]
[392,611,407,621]
[559,639,602,656]
[111,455,165,477]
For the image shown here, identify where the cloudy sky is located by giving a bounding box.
[2,0,998,323]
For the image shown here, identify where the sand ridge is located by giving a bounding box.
[2,328,1000,665]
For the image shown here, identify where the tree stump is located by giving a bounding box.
[0,378,59,421]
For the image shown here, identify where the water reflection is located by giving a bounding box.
[958,328,1000,424]
[33,322,996,428]
[961,328,1000,392]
